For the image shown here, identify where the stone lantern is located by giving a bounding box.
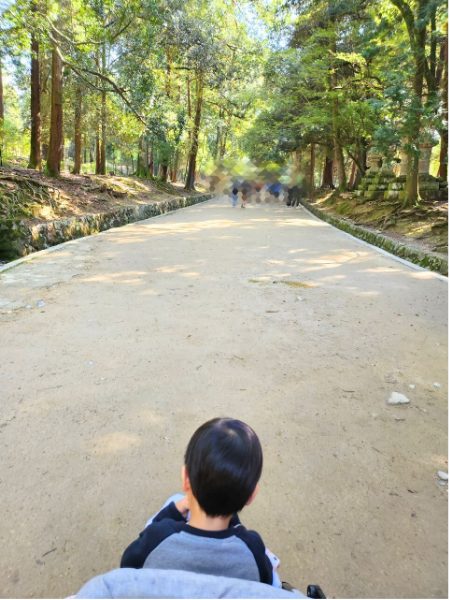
[380,154,397,176]
[397,148,409,176]
[366,150,382,173]
[418,141,435,175]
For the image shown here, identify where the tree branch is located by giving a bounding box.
[205,99,246,119]
[46,29,147,125]
[389,0,417,49]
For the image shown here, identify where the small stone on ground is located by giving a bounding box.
[387,392,410,405]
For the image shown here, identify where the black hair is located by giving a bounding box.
[184,417,263,517]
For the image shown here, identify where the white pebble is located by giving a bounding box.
[437,471,448,481]
[36,299,45,308]
[433,382,441,389]
[387,392,410,405]
[408,384,415,389]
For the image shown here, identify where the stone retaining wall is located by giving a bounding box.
[298,197,448,276]
[8,193,214,259]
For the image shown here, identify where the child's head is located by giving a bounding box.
[183,417,263,517]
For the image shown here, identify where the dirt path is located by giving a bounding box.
[0,197,447,598]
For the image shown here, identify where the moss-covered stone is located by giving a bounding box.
[1,193,213,261]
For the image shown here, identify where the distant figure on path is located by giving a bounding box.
[287,184,301,207]
[241,180,252,208]
[268,181,283,202]
[254,182,263,203]
[230,183,239,207]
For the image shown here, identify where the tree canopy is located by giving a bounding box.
[0,0,447,200]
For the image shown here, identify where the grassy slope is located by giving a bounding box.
[312,191,448,257]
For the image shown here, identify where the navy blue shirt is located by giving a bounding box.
[121,502,273,585]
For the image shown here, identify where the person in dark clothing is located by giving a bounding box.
[230,184,239,207]
[120,418,281,586]
[240,181,252,208]
[287,185,301,207]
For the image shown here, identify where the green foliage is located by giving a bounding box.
[0,0,447,194]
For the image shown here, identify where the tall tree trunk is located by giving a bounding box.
[99,89,106,174]
[331,91,346,189]
[309,143,315,199]
[214,109,224,160]
[165,48,172,98]
[321,147,334,188]
[94,47,106,175]
[390,0,428,204]
[99,43,106,174]
[184,73,203,191]
[148,144,154,176]
[329,18,347,190]
[83,134,88,164]
[353,142,367,189]
[72,84,82,174]
[220,127,228,159]
[348,160,357,190]
[0,55,4,167]
[186,75,191,118]
[405,13,427,204]
[46,42,63,176]
[221,116,231,158]
[185,73,193,170]
[159,163,168,182]
[170,149,179,182]
[95,127,101,174]
[29,11,42,170]
[214,126,222,161]
[40,51,50,162]
[136,135,147,177]
[438,24,448,179]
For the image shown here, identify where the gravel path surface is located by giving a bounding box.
[0,196,447,598]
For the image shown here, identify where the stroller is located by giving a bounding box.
[74,567,326,598]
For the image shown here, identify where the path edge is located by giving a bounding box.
[297,197,448,276]
[0,192,214,275]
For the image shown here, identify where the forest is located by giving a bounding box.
[0,0,447,206]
